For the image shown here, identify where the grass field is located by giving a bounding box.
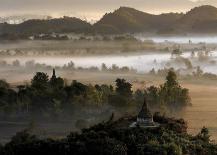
[180,84,217,141]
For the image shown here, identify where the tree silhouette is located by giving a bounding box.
[31,72,49,89]
[165,70,178,88]
[115,78,132,98]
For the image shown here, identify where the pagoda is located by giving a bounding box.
[130,98,158,128]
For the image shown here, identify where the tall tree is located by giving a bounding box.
[31,72,49,90]
[115,78,132,98]
[165,70,178,88]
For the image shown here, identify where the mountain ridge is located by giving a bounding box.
[1,5,217,36]
[95,5,217,34]
[94,7,183,34]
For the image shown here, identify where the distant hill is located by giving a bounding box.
[95,5,217,34]
[180,5,217,24]
[0,16,91,35]
[0,15,51,24]
[1,5,217,36]
[176,5,217,33]
[94,7,182,34]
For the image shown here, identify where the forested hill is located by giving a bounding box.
[93,7,182,34]
[0,16,92,36]
[0,114,216,155]
[95,5,217,34]
[1,5,217,36]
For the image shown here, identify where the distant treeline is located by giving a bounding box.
[150,67,217,80]
[0,70,190,120]
[0,37,155,55]
[0,60,137,74]
[1,58,216,80]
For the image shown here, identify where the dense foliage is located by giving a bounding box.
[145,70,191,111]
[0,113,216,155]
[0,70,190,119]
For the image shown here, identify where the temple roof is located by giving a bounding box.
[138,98,152,119]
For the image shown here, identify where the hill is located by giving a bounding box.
[169,5,217,33]
[0,114,216,155]
[0,16,91,35]
[95,5,217,34]
[94,7,182,34]
[180,5,217,24]
[1,5,217,36]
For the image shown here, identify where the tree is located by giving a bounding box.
[95,84,113,103]
[0,80,17,115]
[0,80,9,89]
[165,70,178,88]
[145,70,191,111]
[198,127,210,142]
[115,78,132,98]
[171,48,182,58]
[134,89,144,108]
[161,70,191,109]
[193,66,203,77]
[31,72,49,89]
[17,85,30,113]
[67,61,75,69]
[12,60,21,67]
[50,77,64,89]
[101,63,108,72]
[70,80,88,96]
[9,129,37,145]
[144,86,159,107]
[108,79,133,106]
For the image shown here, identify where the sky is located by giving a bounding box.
[1,0,217,21]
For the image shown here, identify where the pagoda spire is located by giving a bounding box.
[142,97,149,112]
[137,97,152,120]
[51,68,56,79]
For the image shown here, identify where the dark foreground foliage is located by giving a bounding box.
[0,113,216,155]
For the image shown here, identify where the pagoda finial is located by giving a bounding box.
[142,97,148,111]
[138,97,152,119]
[53,68,55,76]
[52,68,56,79]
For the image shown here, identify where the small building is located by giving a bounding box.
[130,98,158,128]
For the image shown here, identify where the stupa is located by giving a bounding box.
[130,98,158,128]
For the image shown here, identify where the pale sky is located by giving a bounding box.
[0,0,217,21]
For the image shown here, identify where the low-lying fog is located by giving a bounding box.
[2,50,217,74]
[136,35,217,44]
[1,36,217,142]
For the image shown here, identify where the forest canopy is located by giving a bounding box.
[0,113,216,155]
[0,69,190,120]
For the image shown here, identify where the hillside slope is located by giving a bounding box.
[95,5,217,34]
[1,114,217,155]
[1,5,217,35]
[94,7,182,34]
[0,17,91,35]
[174,5,217,33]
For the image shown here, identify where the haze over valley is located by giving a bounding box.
[1,2,217,155]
